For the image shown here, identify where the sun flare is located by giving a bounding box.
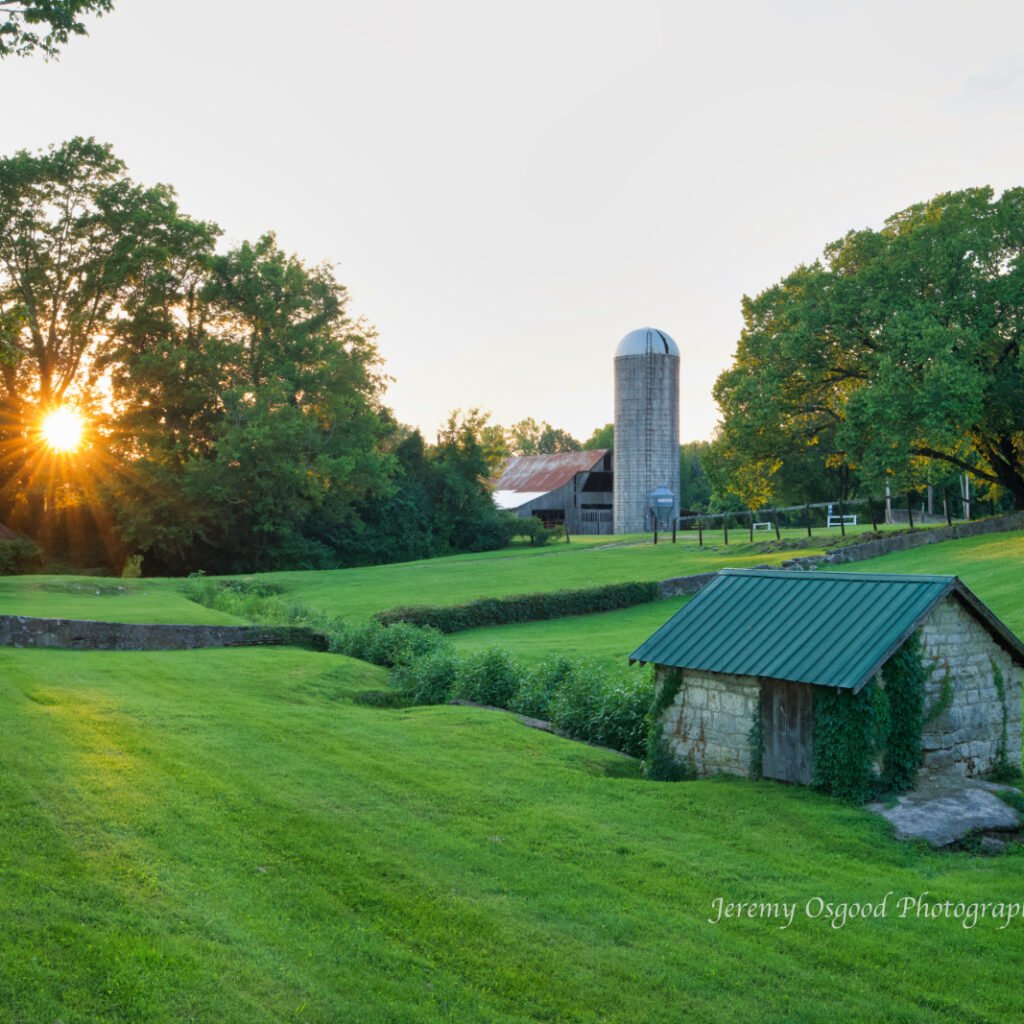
[41,407,85,454]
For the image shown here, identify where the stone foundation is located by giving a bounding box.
[657,667,759,777]
[918,597,1023,776]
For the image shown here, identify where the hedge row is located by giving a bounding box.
[374,580,661,633]
[390,648,654,758]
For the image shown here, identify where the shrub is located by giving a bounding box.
[549,662,654,759]
[0,539,42,575]
[454,647,523,707]
[391,649,461,705]
[376,581,660,633]
[509,656,575,719]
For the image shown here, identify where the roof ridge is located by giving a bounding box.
[717,568,958,583]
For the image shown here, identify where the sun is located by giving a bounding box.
[41,406,85,454]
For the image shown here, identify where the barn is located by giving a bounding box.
[630,569,1024,786]
[491,450,613,534]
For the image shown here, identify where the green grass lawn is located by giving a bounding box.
[0,575,242,625]
[833,531,1024,636]
[220,526,887,623]
[3,644,1023,1023]
[449,596,690,667]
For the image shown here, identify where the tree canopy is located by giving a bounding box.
[0,138,514,574]
[713,187,1024,509]
[0,0,112,58]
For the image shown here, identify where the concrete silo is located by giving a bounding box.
[613,327,680,533]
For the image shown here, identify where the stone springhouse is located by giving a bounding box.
[630,569,1024,785]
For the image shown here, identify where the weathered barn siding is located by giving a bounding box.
[657,667,759,777]
[918,596,1024,775]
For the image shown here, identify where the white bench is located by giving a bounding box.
[827,504,857,528]
[752,521,772,532]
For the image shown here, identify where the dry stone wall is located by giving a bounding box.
[918,597,1023,776]
[0,615,327,652]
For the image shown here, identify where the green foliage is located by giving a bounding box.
[643,668,692,781]
[879,634,929,793]
[509,515,560,546]
[990,658,1020,782]
[0,0,112,59]
[0,538,41,575]
[453,647,523,707]
[748,703,764,780]
[390,649,460,705]
[714,187,1024,508]
[547,662,652,758]
[583,423,614,450]
[924,669,954,724]
[678,441,712,512]
[385,639,652,758]
[376,581,660,633]
[813,683,885,803]
[508,655,575,718]
[507,417,581,456]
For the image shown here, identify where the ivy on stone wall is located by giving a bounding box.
[748,704,763,780]
[879,633,929,792]
[643,669,693,781]
[812,682,884,803]
[990,659,1020,782]
[813,632,934,802]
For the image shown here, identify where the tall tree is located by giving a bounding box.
[108,233,392,574]
[0,137,217,555]
[0,0,112,58]
[584,422,614,450]
[507,417,581,456]
[713,187,1024,508]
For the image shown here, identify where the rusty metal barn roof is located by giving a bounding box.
[492,450,608,496]
[629,569,1024,692]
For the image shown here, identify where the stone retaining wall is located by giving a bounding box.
[0,615,328,652]
[783,511,1024,570]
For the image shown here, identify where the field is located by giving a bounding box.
[1,527,1023,1022]
[3,643,1024,1023]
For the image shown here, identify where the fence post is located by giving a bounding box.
[906,491,915,531]
[944,489,952,527]
[772,507,781,541]
[805,503,812,538]
[723,514,729,546]
[698,518,703,547]
[748,510,754,543]
[672,518,677,544]
[868,497,878,531]
[838,494,846,537]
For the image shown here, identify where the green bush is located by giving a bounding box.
[0,539,42,575]
[454,647,523,707]
[375,581,660,633]
[509,656,575,719]
[548,662,653,759]
[391,650,461,705]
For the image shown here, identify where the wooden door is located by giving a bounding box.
[760,680,815,784]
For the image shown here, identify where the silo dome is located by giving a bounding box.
[614,327,680,358]
[613,326,681,534]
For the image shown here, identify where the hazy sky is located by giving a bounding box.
[6,0,1024,441]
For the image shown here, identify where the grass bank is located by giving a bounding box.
[2,644,1023,1022]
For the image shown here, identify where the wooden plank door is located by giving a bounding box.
[760,680,815,784]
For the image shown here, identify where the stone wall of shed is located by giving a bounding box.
[656,667,759,777]
[918,597,1023,776]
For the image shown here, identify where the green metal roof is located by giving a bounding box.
[629,569,1024,692]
